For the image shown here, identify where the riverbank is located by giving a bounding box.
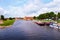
[0,25,12,29]
[0,20,15,29]
[0,20,15,26]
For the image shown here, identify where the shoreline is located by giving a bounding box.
[0,25,11,29]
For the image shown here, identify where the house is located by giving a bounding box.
[24,17,34,20]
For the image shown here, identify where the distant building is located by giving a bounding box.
[24,17,33,20]
[15,17,23,20]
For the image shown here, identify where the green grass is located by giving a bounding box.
[36,19,60,23]
[57,20,60,23]
[0,20,15,26]
[41,20,51,22]
[36,20,57,23]
[37,20,52,22]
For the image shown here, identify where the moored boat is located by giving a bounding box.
[49,22,59,29]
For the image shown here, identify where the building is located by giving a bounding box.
[24,17,34,20]
[15,17,23,20]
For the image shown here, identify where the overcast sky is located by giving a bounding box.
[0,0,60,18]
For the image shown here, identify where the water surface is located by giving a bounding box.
[0,20,60,40]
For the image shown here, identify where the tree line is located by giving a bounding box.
[0,15,15,20]
[34,12,60,20]
[0,11,60,20]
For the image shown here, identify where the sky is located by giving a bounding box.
[0,0,60,18]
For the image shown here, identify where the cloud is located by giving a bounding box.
[0,7,8,15]
[0,0,60,17]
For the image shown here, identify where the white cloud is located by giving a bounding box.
[0,0,60,17]
[0,7,8,15]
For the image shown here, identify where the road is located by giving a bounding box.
[0,20,60,40]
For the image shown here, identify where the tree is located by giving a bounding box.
[1,15,4,20]
[9,17,13,20]
[49,12,56,20]
[33,16,36,19]
[37,14,47,19]
[45,12,50,19]
[49,12,54,18]
[37,12,56,20]
[58,12,60,18]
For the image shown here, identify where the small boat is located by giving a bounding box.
[35,22,45,26]
[44,22,50,26]
[35,21,51,26]
[38,22,45,26]
[49,22,58,28]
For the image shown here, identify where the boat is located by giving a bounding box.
[35,21,50,26]
[44,22,50,26]
[49,22,58,28]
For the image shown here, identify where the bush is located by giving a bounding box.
[9,17,13,20]
[0,20,15,26]
[1,15,4,20]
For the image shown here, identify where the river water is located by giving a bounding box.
[0,20,60,40]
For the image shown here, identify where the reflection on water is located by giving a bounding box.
[0,20,60,40]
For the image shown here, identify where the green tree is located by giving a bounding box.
[38,14,46,19]
[1,15,4,20]
[37,12,56,20]
[33,16,36,19]
[58,12,60,18]
[49,12,55,18]
[45,12,50,19]
[9,17,13,20]
[49,12,56,20]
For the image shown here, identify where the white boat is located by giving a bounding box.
[49,22,58,28]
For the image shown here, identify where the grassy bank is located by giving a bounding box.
[0,20,15,26]
[40,20,52,22]
[57,20,60,23]
[35,19,58,23]
[36,20,52,22]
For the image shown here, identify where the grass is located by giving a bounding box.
[37,20,60,23]
[0,20,15,26]
[36,19,58,23]
[36,20,52,22]
[40,20,52,22]
[57,20,60,23]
